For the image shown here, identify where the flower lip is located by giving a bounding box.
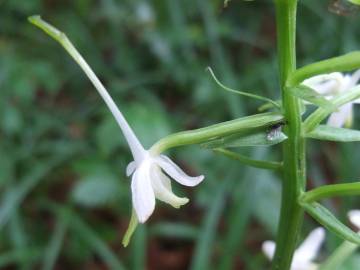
[262,227,325,270]
[129,153,204,223]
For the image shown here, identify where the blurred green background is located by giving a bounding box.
[1,0,360,269]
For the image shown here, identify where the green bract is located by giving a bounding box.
[306,125,360,142]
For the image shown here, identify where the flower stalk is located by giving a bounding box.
[272,1,306,269]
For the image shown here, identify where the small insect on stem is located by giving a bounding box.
[267,122,285,141]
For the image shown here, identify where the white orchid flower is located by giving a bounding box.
[87,61,204,224]
[75,54,204,223]
[28,16,205,224]
[348,210,360,230]
[302,70,360,127]
[262,227,325,270]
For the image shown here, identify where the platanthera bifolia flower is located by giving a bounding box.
[262,227,325,270]
[28,15,205,247]
[27,16,204,224]
[348,210,360,230]
[74,45,204,225]
[91,71,204,224]
[302,70,360,127]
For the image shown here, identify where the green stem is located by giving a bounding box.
[213,148,282,170]
[272,1,305,270]
[300,182,360,203]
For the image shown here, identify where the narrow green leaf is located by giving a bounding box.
[319,239,359,270]
[42,210,69,270]
[301,182,360,203]
[190,178,231,270]
[131,223,146,270]
[217,174,255,269]
[69,211,126,270]
[0,248,42,268]
[8,211,28,269]
[150,222,198,240]
[306,125,360,142]
[288,85,337,110]
[288,51,360,86]
[213,148,282,170]
[301,202,360,245]
[0,151,78,231]
[202,128,287,148]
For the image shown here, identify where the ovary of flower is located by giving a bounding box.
[302,70,360,127]
[348,210,360,230]
[262,227,325,270]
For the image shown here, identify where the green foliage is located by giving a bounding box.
[301,202,360,245]
[1,0,360,269]
[307,125,360,142]
[71,174,120,208]
[288,85,337,110]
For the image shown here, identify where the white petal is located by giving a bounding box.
[303,72,343,96]
[126,161,137,177]
[348,210,360,230]
[327,103,353,128]
[150,166,189,208]
[293,227,325,263]
[350,69,360,88]
[156,155,204,187]
[131,161,155,223]
[262,241,275,260]
[291,262,318,270]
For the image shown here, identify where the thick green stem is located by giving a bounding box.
[272,1,305,269]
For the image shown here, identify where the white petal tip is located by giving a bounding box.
[348,210,360,229]
[156,155,205,187]
[195,175,205,184]
[171,197,189,208]
[310,227,326,244]
[313,227,326,236]
[262,240,275,260]
[181,174,204,187]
